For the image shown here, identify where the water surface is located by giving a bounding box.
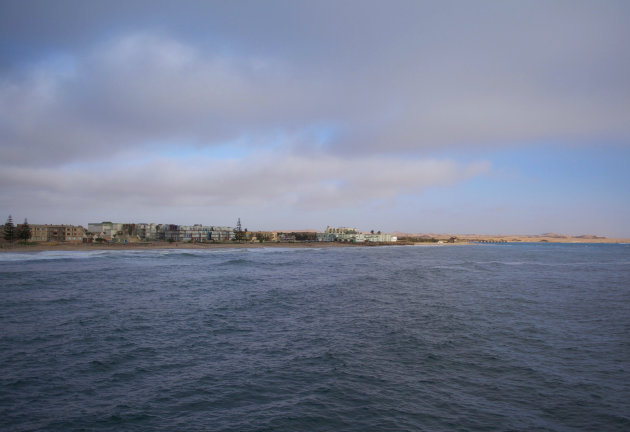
[1,244,629,431]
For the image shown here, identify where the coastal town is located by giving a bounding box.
[2,216,625,249]
[1,216,398,245]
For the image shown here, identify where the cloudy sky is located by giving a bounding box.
[1,1,629,236]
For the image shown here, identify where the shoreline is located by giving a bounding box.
[0,241,411,253]
[1,239,627,253]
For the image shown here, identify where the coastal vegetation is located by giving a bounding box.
[17,219,31,242]
[3,215,15,242]
[3,216,32,243]
[397,236,439,243]
[233,218,246,242]
[278,232,318,242]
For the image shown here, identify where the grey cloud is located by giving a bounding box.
[1,2,629,169]
[0,34,309,166]
[2,1,629,236]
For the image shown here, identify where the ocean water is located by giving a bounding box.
[1,243,629,431]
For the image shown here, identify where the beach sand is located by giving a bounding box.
[0,241,403,253]
[439,234,629,244]
[2,235,627,253]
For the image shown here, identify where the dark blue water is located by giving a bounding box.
[1,244,629,431]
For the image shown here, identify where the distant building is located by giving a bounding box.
[277,233,296,242]
[28,224,86,243]
[88,222,125,241]
[162,224,183,242]
[210,226,234,242]
[363,233,395,242]
[317,226,396,243]
[249,231,278,242]
[161,224,234,242]
[86,222,235,242]
[325,226,359,234]
[317,226,357,242]
[135,223,159,241]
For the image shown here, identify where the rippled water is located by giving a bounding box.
[1,244,629,431]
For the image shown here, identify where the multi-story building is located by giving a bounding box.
[135,223,159,241]
[210,226,234,242]
[363,233,395,242]
[249,231,278,242]
[325,226,359,235]
[28,225,86,242]
[317,226,358,242]
[29,225,48,242]
[277,233,296,242]
[162,225,182,241]
[161,225,234,242]
[317,226,396,243]
[85,222,236,242]
[87,222,125,241]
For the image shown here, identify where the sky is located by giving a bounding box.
[1,0,629,236]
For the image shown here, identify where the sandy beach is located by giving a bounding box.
[1,235,627,253]
[433,234,630,244]
[0,241,407,253]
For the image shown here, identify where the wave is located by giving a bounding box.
[0,250,115,262]
[0,248,247,262]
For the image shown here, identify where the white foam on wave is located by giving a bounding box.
[153,248,238,256]
[242,247,321,253]
[0,250,115,262]
[0,248,286,262]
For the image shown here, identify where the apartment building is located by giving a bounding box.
[317,226,396,243]
[87,222,125,240]
[28,225,86,242]
[162,225,234,242]
[135,223,159,241]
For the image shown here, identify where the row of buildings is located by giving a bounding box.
[316,226,396,243]
[21,222,396,244]
[29,225,87,242]
[85,222,238,243]
[23,222,234,243]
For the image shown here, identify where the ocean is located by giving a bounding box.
[1,243,629,431]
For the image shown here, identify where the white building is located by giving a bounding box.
[161,224,234,242]
[87,222,125,241]
[317,227,396,243]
